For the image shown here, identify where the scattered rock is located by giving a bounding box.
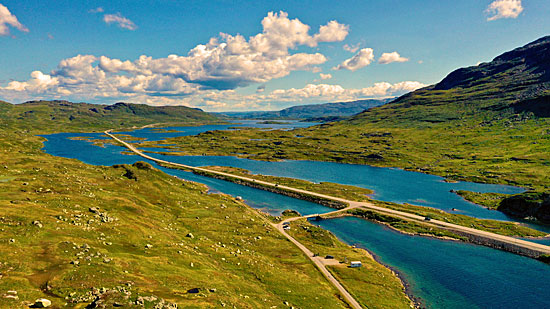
[145,244,153,249]
[70,260,80,265]
[209,288,217,293]
[8,238,15,243]
[32,298,52,308]
[186,233,194,239]
[32,220,43,228]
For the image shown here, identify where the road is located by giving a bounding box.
[106,129,550,307]
[274,206,362,309]
[106,130,364,308]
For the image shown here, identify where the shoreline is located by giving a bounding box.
[306,216,423,308]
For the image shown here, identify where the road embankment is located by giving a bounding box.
[105,130,550,260]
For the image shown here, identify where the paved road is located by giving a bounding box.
[106,130,364,308]
[274,207,362,309]
[108,130,550,255]
[106,129,550,306]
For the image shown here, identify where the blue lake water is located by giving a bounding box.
[39,121,550,308]
[316,217,550,309]
[115,119,321,142]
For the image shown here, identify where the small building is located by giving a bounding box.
[350,261,362,268]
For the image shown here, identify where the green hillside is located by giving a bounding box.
[0,100,220,132]
[0,101,411,307]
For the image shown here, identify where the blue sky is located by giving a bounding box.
[0,0,548,111]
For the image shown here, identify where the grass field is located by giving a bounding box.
[0,111,412,307]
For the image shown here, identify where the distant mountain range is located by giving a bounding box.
[218,98,393,120]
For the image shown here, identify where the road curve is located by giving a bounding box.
[275,207,362,309]
[106,129,550,307]
[106,129,550,256]
[106,130,364,308]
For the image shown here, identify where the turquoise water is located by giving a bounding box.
[39,122,550,308]
[316,217,550,309]
[115,121,524,221]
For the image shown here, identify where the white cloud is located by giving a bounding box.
[0,11,351,107]
[378,51,409,64]
[186,81,426,111]
[319,73,332,80]
[333,48,374,71]
[486,0,523,21]
[313,20,349,43]
[88,7,104,14]
[0,3,28,36]
[103,13,138,30]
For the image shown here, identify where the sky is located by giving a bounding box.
[0,0,548,111]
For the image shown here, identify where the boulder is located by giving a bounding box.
[32,298,52,308]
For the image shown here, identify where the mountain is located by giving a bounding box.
[349,36,550,126]
[220,98,392,120]
[0,100,219,132]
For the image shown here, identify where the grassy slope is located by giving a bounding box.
[0,102,411,307]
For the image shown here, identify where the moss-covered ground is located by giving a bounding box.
[0,114,414,307]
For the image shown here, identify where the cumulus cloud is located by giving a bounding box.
[333,48,374,71]
[313,20,349,42]
[486,0,523,21]
[0,3,28,36]
[378,51,409,64]
[103,13,137,30]
[319,73,332,80]
[0,11,351,106]
[222,81,427,110]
